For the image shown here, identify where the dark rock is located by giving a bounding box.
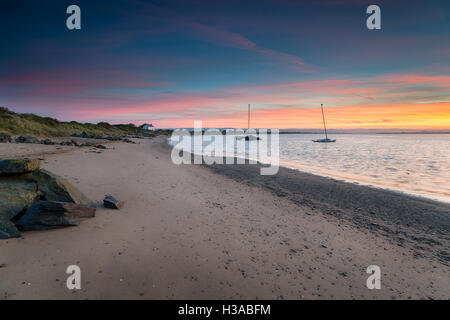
[122,138,135,144]
[0,177,38,239]
[0,159,41,175]
[15,201,96,231]
[41,138,54,145]
[0,219,21,239]
[105,136,121,141]
[95,144,106,149]
[32,169,93,205]
[70,140,78,146]
[0,177,37,219]
[0,133,12,143]
[103,195,123,209]
[15,136,40,144]
[71,132,92,139]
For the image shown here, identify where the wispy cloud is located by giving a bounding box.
[119,0,316,72]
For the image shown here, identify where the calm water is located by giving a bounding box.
[278,134,450,203]
[170,133,450,203]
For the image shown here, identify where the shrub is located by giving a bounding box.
[0,106,12,113]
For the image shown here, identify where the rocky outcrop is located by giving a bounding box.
[16,201,95,231]
[32,169,93,205]
[0,133,12,143]
[0,160,95,239]
[0,159,41,175]
[15,136,40,144]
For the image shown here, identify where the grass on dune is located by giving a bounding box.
[0,107,166,137]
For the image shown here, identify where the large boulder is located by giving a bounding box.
[0,159,41,176]
[0,177,38,239]
[0,133,12,143]
[0,178,38,220]
[15,136,40,144]
[31,169,93,205]
[15,201,96,231]
[0,219,21,239]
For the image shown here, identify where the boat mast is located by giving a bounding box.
[320,103,328,140]
[248,104,250,129]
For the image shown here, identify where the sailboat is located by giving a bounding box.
[313,104,336,143]
[238,104,260,141]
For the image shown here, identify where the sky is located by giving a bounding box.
[0,0,449,129]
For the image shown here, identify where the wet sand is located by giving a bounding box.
[0,137,449,299]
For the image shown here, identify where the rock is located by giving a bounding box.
[0,133,12,143]
[71,132,91,139]
[0,177,37,220]
[81,142,93,147]
[122,138,135,144]
[0,177,38,239]
[32,169,93,205]
[95,144,106,149]
[103,195,123,209]
[15,136,40,144]
[105,136,121,141]
[41,138,53,145]
[0,159,41,175]
[0,219,21,239]
[15,201,96,231]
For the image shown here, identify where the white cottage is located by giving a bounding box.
[140,123,155,131]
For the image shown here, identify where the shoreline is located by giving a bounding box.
[276,160,450,205]
[167,136,450,204]
[203,157,450,264]
[167,140,450,264]
[0,137,449,299]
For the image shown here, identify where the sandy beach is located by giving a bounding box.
[0,136,449,300]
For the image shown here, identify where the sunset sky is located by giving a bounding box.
[0,0,449,129]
